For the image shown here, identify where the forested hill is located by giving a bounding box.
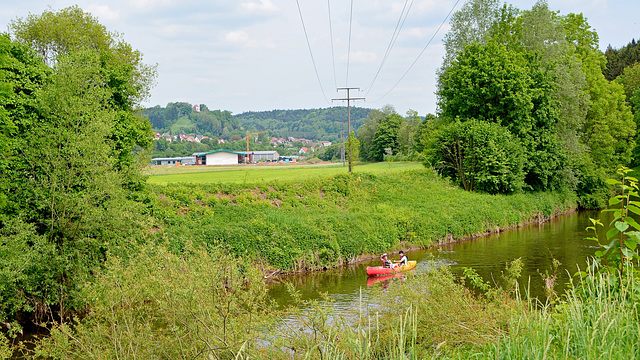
[143,103,370,142]
[234,107,370,142]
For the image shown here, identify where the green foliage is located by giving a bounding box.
[370,113,403,161]
[584,167,640,278]
[0,8,155,326]
[471,270,640,359]
[440,0,509,70]
[438,40,563,191]
[430,119,525,194]
[147,169,575,272]
[34,242,274,359]
[10,6,156,190]
[604,38,640,81]
[346,131,360,170]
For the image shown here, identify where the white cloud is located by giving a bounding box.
[346,51,378,64]
[241,0,278,12]
[87,5,120,22]
[129,0,176,10]
[226,30,250,43]
[225,30,275,48]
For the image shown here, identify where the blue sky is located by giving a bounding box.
[2,0,638,116]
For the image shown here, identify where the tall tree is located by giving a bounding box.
[438,40,562,190]
[370,113,403,161]
[561,13,636,171]
[441,0,509,70]
[1,7,156,324]
[10,5,156,189]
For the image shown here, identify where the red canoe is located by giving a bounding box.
[366,261,417,276]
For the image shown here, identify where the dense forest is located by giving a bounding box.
[143,104,370,143]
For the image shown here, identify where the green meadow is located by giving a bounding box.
[146,161,424,184]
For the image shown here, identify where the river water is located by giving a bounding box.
[268,210,602,307]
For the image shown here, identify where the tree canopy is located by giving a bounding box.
[0,7,156,323]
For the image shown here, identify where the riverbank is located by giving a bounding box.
[147,168,577,275]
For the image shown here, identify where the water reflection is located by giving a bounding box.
[268,210,603,308]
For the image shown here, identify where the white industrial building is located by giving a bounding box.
[194,150,243,165]
[193,150,280,165]
[151,157,196,166]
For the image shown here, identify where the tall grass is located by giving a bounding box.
[471,267,640,359]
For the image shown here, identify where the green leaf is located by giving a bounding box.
[601,209,619,213]
[625,239,637,251]
[595,250,604,257]
[609,197,622,206]
[585,237,599,242]
[627,176,639,182]
[627,205,640,216]
[574,271,588,278]
[615,221,630,232]
[621,247,635,258]
[606,179,622,185]
[625,217,640,231]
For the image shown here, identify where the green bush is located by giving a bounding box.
[429,119,525,194]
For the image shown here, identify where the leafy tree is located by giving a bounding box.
[317,143,342,161]
[430,119,524,194]
[370,113,403,161]
[438,40,563,190]
[561,13,636,171]
[10,6,156,190]
[396,109,421,156]
[1,7,156,325]
[415,113,438,154]
[356,108,386,161]
[441,0,510,70]
[346,131,360,170]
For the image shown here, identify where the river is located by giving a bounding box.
[268,210,602,308]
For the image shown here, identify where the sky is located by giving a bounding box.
[2,0,638,117]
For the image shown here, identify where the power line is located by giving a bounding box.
[345,0,354,86]
[372,0,462,103]
[327,0,337,89]
[295,0,330,104]
[365,0,415,97]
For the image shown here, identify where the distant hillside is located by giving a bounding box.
[143,103,370,142]
[235,107,370,142]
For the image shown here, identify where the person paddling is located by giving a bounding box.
[394,250,408,267]
[380,253,396,269]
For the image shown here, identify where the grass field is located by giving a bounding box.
[146,161,424,184]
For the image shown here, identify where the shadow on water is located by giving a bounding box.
[268,210,605,308]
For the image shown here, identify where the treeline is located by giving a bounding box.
[605,38,640,81]
[144,104,370,144]
[143,102,240,138]
[234,107,370,143]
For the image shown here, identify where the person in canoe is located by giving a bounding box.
[394,250,408,267]
[380,253,397,269]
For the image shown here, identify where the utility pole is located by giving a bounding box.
[333,87,364,173]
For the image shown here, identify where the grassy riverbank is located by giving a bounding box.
[147,167,576,272]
